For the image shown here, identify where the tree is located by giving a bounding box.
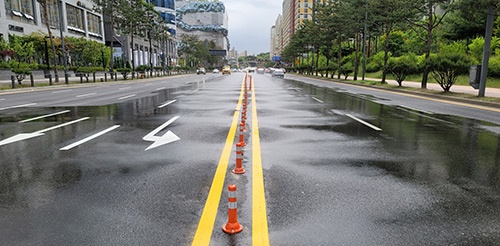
[404,0,454,89]
[386,54,420,86]
[9,35,35,64]
[427,52,470,91]
[370,0,409,84]
[92,0,122,74]
[36,0,59,82]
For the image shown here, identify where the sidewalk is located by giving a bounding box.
[0,71,178,88]
[345,76,500,98]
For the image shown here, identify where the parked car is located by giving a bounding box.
[272,68,285,77]
[197,67,206,75]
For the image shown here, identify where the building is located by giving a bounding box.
[271,0,327,57]
[1,0,104,43]
[111,0,178,69]
[175,0,229,56]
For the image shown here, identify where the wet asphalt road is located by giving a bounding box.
[0,73,500,245]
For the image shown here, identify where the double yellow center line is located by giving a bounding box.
[191,75,269,245]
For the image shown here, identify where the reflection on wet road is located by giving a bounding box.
[0,74,499,245]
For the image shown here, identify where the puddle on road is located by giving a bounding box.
[0,87,186,208]
[284,80,500,191]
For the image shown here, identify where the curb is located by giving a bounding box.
[292,74,500,109]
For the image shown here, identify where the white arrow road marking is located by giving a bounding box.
[143,116,180,151]
[0,117,90,147]
[60,125,120,151]
[0,132,45,146]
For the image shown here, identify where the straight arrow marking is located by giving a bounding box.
[0,117,90,147]
[143,116,180,151]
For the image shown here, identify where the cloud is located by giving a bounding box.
[223,0,282,55]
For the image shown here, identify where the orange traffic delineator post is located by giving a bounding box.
[241,114,247,131]
[233,142,246,174]
[222,184,243,234]
[238,121,246,146]
[249,76,253,91]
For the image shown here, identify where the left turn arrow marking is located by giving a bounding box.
[0,117,90,147]
[143,116,181,151]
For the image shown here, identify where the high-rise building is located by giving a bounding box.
[1,0,104,43]
[175,0,229,56]
[271,0,326,57]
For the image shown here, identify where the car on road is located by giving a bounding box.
[257,68,265,74]
[196,67,206,75]
[222,66,231,75]
[212,69,220,73]
[272,68,285,77]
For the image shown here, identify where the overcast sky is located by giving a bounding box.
[223,0,282,55]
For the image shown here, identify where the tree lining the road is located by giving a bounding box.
[281,0,500,91]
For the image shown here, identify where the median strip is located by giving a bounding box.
[191,76,246,245]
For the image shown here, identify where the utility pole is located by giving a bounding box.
[479,6,495,97]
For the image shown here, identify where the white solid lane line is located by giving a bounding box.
[20,110,71,123]
[60,125,120,151]
[158,100,177,108]
[345,114,383,131]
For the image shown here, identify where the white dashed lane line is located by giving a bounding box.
[345,114,383,131]
[76,93,97,98]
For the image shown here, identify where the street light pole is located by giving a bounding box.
[44,38,50,73]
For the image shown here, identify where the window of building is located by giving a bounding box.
[40,2,59,28]
[5,0,36,23]
[87,13,102,38]
[66,4,85,34]
[160,12,175,24]
[152,0,174,9]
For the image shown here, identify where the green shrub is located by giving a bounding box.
[339,63,353,79]
[136,65,150,73]
[366,51,388,73]
[427,53,471,92]
[12,66,31,85]
[488,55,500,77]
[116,67,132,80]
[386,53,420,86]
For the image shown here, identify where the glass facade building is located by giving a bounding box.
[148,0,176,36]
